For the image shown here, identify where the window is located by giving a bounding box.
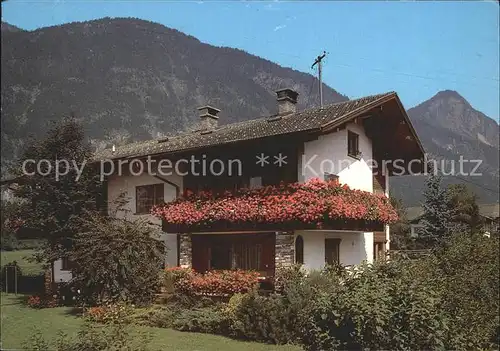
[347,131,360,159]
[208,240,262,270]
[324,173,339,183]
[373,242,385,261]
[410,224,424,238]
[325,238,341,265]
[231,243,262,270]
[136,183,164,214]
[295,235,304,264]
[61,257,74,271]
[249,176,262,189]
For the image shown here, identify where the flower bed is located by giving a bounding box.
[153,178,398,233]
[27,294,58,309]
[166,267,260,297]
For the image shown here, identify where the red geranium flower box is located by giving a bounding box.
[152,178,398,233]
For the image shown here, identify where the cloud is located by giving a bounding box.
[274,24,287,32]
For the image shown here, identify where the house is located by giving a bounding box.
[53,89,425,282]
[407,203,500,237]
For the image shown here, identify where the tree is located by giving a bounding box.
[447,184,483,234]
[420,175,455,248]
[10,118,102,265]
[0,200,21,250]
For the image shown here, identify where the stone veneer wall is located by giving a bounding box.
[275,231,295,269]
[179,234,192,268]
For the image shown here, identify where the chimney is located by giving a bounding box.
[276,88,299,115]
[198,105,220,130]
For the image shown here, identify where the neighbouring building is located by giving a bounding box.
[52,89,425,283]
[407,203,500,238]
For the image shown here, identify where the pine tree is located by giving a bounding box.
[10,117,102,265]
[420,175,455,248]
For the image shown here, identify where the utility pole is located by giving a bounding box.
[312,51,326,108]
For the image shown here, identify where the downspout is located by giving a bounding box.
[153,175,181,266]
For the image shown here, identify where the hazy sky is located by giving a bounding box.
[2,0,499,120]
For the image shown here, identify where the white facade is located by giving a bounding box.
[295,230,373,271]
[299,122,373,192]
[107,171,182,267]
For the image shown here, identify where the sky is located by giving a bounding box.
[2,0,499,121]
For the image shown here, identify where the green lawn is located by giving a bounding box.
[1,249,43,275]
[0,294,301,351]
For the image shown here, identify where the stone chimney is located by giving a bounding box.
[198,105,220,130]
[276,88,299,115]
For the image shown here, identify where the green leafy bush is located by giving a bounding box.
[71,211,165,306]
[130,305,178,328]
[24,321,152,351]
[437,231,499,349]
[172,305,230,335]
[227,268,346,345]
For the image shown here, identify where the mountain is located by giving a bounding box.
[1,22,24,33]
[1,18,498,205]
[391,91,499,205]
[0,17,346,168]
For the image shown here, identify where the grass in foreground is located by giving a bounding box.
[1,249,43,275]
[0,294,301,351]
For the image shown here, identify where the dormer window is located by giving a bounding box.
[347,131,360,159]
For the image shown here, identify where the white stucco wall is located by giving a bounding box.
[53,259,72,283]
[294,230,373,270]
[299,123,373,192]
[107,171,183,267]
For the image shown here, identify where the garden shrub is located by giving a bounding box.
[71,211,165,306]
[342,260,447,351]
[175,269,259,297]
[436,231,500,349]
[130,305,178,328]
[163,266,194,294]
[172,305,230,335]
[86,303,134,324]
[25,320,152,351]
[27,294,59,309]
[228,288,309,344]
[274,264,306,293]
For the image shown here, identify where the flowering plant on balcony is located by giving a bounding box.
[152,178,398,232]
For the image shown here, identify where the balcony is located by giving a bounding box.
[153,178,398,233]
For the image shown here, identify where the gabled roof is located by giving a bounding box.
[95,92,404,161]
